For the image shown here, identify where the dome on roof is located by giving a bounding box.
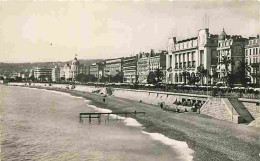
[71,57,80,66]
[219,28,227,40]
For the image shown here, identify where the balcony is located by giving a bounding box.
[251,63,260,68]
[175,63,178,69]
[188,61,191,68]
[183,62,186,68]
[179,63,182,69]
[192,61,196,68]
[167,67,172,72]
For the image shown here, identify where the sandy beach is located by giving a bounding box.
[24,85,260,161]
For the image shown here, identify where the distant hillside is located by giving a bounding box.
[0,59,103,77]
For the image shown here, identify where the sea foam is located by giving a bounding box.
[87,104,142,127]
[142,131,194,161]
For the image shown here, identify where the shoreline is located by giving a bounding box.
[14,85,260,161]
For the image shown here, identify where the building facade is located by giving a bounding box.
[150,51,167,83]
[52,66,60,82]
[60,57,88,81]
[123,56,137,83]
[89,63,99,78]
[166,28,218,84]
[137,52,150,83]
[245,35,260,86]
[216,29,247,85]
[137,51,167,84]
[104,58,122,77]
[34,67,52,81]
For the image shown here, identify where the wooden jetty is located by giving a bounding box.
[79,111,145,122]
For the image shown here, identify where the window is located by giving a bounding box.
[245,49,248,56]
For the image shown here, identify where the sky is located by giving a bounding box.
[0,0,259,63]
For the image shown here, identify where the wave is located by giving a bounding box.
[142,131,194,161]
[86,104,142,127]
[22,86,194,160]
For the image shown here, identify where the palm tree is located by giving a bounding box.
[196,65,208,85]
[236,61,250,87]
[154,68,164,83]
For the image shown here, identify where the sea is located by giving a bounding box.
[0,85,193,161]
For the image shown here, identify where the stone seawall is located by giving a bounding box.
[112,88,209,107]
[8,83,259,127]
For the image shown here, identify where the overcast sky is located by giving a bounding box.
[0,0,259,63]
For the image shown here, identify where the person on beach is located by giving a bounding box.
[103,97,106,103]
[160,102,163,109]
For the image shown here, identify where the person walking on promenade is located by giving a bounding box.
[160,102,163,109]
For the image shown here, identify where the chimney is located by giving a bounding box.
[172,37,176,43]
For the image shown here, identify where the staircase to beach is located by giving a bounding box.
[227,97,254,123]
[201,97,255,124]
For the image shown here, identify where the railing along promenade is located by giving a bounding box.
[8,81,260,99]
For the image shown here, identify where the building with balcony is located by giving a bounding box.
[245,35,260,86]
[150,51,167,83]
[137,51,167,84]
[89,63,99,78]
[60,57,88,81]
[166,28,218,84]
[123,56,137,83]
[137,52,150,83]
[34,67,52,81]
[52,66,60,82]
[216,29,247,85]
[104,58,122,78]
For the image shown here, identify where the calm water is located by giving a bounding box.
[0,85,192,161]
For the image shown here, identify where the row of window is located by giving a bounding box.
[174,53,195,63]
[175,61,196,68]
[246,57,260,64]
[218,40,233,47]
[245,47,259,56]
[248,39,259,45]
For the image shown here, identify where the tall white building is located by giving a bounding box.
[34,67,52,81]
[52,66,60,82]
[245,35,260,85]
[166,28,218,85]
[60,57,88,81]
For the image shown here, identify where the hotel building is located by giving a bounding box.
[51,66,60,82]
[137,52,150,83]
[150,51,167,83]
[166,28,218,84]
[216,29,247,85]
[89,63,99,78]
[60,57,88,81]
[34,67,52,81]
[245,35,260,85]
[123,56,137,83]
[104,58,122,78]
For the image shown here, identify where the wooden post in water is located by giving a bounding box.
[98,114,101,123]
[79,114,82,123]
